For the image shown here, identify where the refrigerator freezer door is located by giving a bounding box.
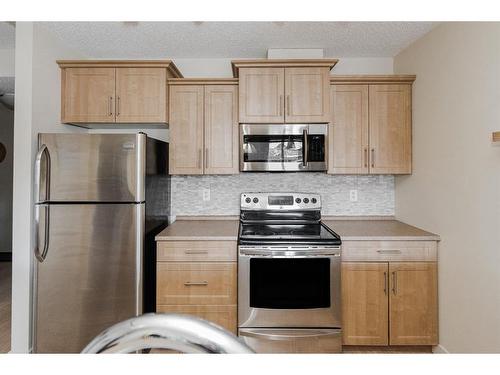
[33,203,144,353]
[37,133,146,203]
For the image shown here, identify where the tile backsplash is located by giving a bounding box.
[171,173,394,217]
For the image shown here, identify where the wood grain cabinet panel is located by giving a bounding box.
[389,262,438,345]
[156,262,237,305]
[285,67,331,123]
[115,67,167,123]
[157,241,237,262]
[204,85,239,174]
[329,84,369,174]
[368,84,412,174]
[156,305,237,334]
[238,67,285,123]
[341,262,389,346]
[168,85,204,174]
[61,67,116,123]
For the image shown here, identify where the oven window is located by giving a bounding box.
[243,135,303,163]
[250,258,330,309]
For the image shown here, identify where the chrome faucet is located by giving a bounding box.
[82,313,254,354]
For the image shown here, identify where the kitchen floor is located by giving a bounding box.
[0,262,11,353]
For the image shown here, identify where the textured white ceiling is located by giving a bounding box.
[40,22,438,58]
[0,22,15,49]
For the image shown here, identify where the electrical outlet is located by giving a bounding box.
[202,188,211,202]
[349,189,358,202]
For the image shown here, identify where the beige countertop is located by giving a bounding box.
[155,217,439,242]
[323,219,440,241]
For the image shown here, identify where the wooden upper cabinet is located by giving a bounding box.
[389,262,438,345]
[285,67,331,123]
[61,67,116,123]
[168,85,204,175]
[341,262,389,346]
[58,60,182,126]
[239,67,284,123]
[329,84,369,174]
[115,67,167,123]
[369,84,412,174]
[204,85,239,174]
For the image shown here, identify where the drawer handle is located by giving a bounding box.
[184,250,208,254]
[184,281,208,286]
[376,250,402,254]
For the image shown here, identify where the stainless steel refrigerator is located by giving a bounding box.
[32,133,170,353]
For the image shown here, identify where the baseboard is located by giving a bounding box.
[432,344,449,354]
[0,252,12,262]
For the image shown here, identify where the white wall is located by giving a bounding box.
[394,22,500,353]
[0,49,15,76]
[172,57,393,78]
[11,22,86,353]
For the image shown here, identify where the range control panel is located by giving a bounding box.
[240,192,321,210]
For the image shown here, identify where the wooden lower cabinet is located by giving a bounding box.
[156,305,237,334]
[389,262,438,345]
[156,241,238,335]
[341,263,388,345]
[341,261,438,347]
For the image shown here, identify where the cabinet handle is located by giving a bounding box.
[109,97,113,116]
[116,96,120,116]
[364,148,368,168]
[371,149,375,168]
[184,281,208,286]
[376,250,402,254]
[383,271,388,295]
[286,95,290,116]
[279,95,283,116]
[185,250,208,255]
[198,149,202,169]
[392,271,397,295]
[205,148,209,169]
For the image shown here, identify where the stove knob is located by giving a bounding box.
[303,198,309,204]
[253,197,259,203]
[311,198,317,204]
[295,198,302,204]
[245,197,251,203]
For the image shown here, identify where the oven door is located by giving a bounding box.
[240,124,327,172]
[238,247,341,328]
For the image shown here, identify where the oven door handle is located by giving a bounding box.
[302,129,308,167]
[239,248,341,257]
[239,328,341,341]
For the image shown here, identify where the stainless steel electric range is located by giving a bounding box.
[237,192,342,353]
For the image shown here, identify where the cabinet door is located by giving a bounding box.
[285,67,330,123]
[341,262,389,345]
[115,68,167,123]
[61,67,115,123]
[328,84,369,174]
[168,85,204,175]
[239,67,284,123]
[368,84,412,174]
[204,85,239,174]
[389,262,438,345]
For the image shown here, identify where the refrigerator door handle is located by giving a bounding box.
[34,144,51,203]
[34,204,50,262]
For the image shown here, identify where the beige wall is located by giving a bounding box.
[394,22,500,353]
[11,22,86,353]
[0,49,15,76]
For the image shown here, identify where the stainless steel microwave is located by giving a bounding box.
[240,124,328,172]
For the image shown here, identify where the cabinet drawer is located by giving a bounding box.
[157,263,237,305]
[156,305,237,334]
[157,241,236,262]
[342,241,437,262]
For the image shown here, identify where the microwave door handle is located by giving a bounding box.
[302,129,308,167]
